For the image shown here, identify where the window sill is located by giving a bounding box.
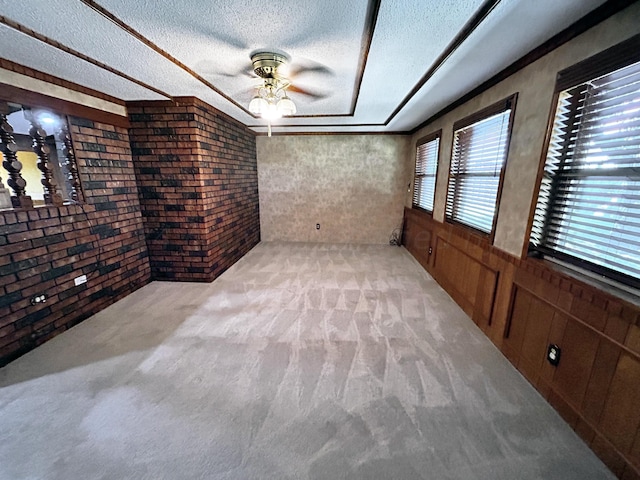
[444,218,493,244]
[528,256,640,309]
[411,206,434,216]
[0,200,84,211]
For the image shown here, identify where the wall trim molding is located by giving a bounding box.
[0,69,127,117]
[0,83,130,128]
[409,0,638,135]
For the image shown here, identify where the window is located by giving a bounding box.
[445,95,516,235]
[413,131,440,212]
[0,101,82,209]
[529,35,640,290]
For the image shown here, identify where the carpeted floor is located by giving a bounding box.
[0,242,613,479]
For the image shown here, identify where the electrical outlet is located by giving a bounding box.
[74,274,87,286]
[547,344,561,366]
[31,294,48,305]
[316,223,320,230]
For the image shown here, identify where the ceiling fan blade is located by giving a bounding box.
[218,68,255,79]
[289,63,334,78]
[290,65,333,78]
[287,85,329,100]
[194,60,254,79]
[168,18,250,51]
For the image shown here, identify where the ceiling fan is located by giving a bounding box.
[246,50,330,135]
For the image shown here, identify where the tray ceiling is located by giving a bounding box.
[0,0,610,134]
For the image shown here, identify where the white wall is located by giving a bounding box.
[410,3,640,257]
[257,135,411,244]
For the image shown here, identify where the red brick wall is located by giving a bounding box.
[128,97,260,282]
[193,99,261,278]
[0,117,151,366]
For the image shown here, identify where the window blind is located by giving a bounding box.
[530,58,640,288]
[413,133,440,212]
[446,100,514,234]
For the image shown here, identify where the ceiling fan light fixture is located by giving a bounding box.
[262,102,282,121]
[249,95,268,115]
[277,95,296,116]
[247,51,302,133]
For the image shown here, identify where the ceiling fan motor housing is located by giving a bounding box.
[251,51,289,79]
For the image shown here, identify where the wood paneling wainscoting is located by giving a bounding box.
[403,207,640,479]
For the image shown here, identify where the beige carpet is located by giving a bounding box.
[0,242,613,479]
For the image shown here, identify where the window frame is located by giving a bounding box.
[0,101,83,209]
[412,129,442,214]
[13,132,71,205]
[445,94,518,242]
[526,34,640,291]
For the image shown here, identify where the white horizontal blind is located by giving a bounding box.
[413,135,440,212]
[530,59,640,287]
[446,108,512,234]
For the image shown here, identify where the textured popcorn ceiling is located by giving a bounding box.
[0,0,608,132]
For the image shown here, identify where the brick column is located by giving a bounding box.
[128,97,260,282]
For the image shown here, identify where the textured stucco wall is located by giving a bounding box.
[257,135,411,244]
[410,3,640,257]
